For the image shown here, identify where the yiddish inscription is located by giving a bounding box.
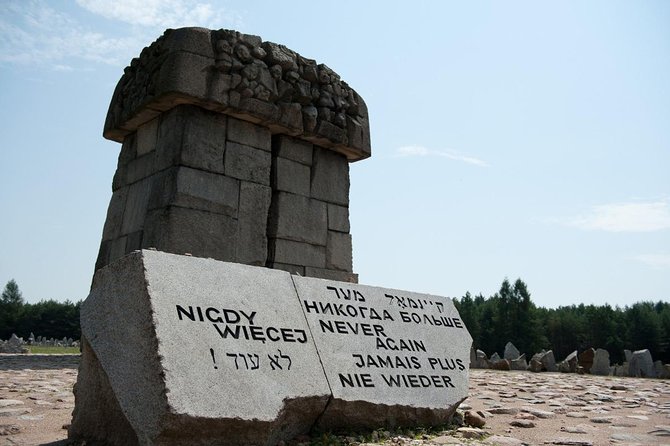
[294,278,472,409]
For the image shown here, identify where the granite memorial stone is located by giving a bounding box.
[70,250,331,445]
[293,276,472,431]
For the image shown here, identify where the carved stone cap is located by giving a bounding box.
[104,27,371,161]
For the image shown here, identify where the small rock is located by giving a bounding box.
[548,440,593,446]
[561,426,587,434]
[566,412,588,418]
[0,400,24,408]
[489,407,519,415]
[590,416,614,423]
[0,407,31,417]
[457,427,487,439]
[0,424,22,436]
[464,411,486,428]
[510,419,535,428]
[521,407,555,418]
[483,435,526,445]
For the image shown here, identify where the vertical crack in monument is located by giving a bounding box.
[71,27,472,446]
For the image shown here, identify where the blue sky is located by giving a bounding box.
[1,0,668,308]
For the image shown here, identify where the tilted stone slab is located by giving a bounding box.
[292,276,472,431]
[72,251,473,444]
[72,250,330,445]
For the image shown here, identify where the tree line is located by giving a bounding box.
[454,278,670,364]
[0,280,81,341]
[2,278,669,364]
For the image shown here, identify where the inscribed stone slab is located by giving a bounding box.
[292,276,472,430]
[80,250,330,445]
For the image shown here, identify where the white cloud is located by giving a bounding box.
[75,0,238,29]
[633,254,670,270]
[0,0,242,70]
[395,145,489,167]
[0,1,139,67]
[566,200,670,232]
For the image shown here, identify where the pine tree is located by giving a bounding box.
[0,279,25,339]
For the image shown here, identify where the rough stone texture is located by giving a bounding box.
[292,276,472,431]
[96,28,365,282]
[103,28,370,161]
[591,349,610,376]
[267,192,327,245]
[510,354,528,371]
[71,251,331,446]
[629,349,655,378]
[71,251,473,443]
[310,147,350,205]
[503,342,520,361]
[559,351,578,373]
[578,348,595,373]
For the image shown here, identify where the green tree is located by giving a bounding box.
[0,279,25,339]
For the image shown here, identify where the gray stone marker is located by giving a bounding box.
[70,250,331,445]
[70,251,473,444]
[293,275,472,431]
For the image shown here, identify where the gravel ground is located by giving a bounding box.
[1,354,669,446]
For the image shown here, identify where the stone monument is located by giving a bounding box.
[71,27,472,445]
[95,27,370,282]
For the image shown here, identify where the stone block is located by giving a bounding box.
[578,348,595,373]
[273,135,313,165]
[238,97,279,123]
[126,153,156,184]
[270,262,305,276]
[136,117,159,156]
[269,239,325,268]
[629,349,655,378]
[71,251,330,445]
[327,204,350,233]
[95,240,111,272]
[224,141,271,185]
[143,207,238,262]
[101,188,128,242]
[504,342,520,361]
[126,230,143,252]
[149,167,239,217]
[227,116,271,151]
[292,276,472,431]
[162,27,215,58]
[310,146,349,205]
[120,178,152,235]
[155,105,227,174]
[326,231,352,272]
[304,267,358,283]
[108,236,128,265]
[272,157,310,196]
[277,102,303,134]
[118,133,138,166]
[346,115,371,159]
[155,51,210,104]
[591,348,610,376]
[268,192,327,246]
[235,182,271,266]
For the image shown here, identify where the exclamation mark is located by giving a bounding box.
[210,348,218,369]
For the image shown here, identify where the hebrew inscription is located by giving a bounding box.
[293,277,472,410]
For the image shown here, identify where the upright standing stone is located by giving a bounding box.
[578,348,595,373]
[629,349,656,378]
[504,342,521,361]
[591,348,610,376]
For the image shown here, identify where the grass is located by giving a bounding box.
[27,345,80,354]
